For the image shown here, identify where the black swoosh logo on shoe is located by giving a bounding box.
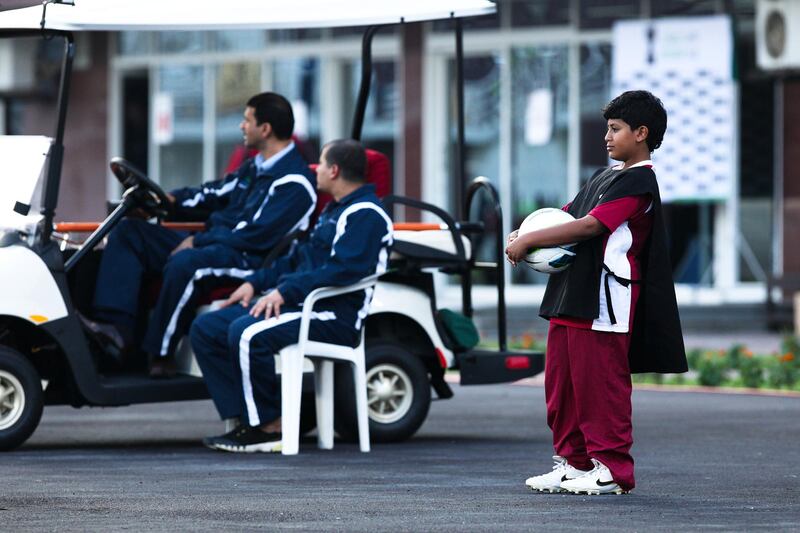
[596,480,616,486]
[561,475,569,482]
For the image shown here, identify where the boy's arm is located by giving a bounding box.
[506,215,606,263]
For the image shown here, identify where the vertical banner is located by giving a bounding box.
[152,92,174,146]
[612,15,734,202]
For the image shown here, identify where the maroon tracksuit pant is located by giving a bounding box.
[545,323,635,491]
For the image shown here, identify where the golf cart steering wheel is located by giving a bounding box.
[109,156,172,218]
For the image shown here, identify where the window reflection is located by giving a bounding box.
[273,58,321,162]
[511,46,569,285]
[215,62,261,178]
[157,65,204,191]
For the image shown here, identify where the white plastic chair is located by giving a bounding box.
[279,273,381,455]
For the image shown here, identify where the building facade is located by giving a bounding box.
[2,0,796,312]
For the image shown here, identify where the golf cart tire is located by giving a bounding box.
[0,346,44,451]
[334,342,431,443]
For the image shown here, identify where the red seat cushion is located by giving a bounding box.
[314,149,392,216]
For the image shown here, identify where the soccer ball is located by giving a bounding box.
[518,208,577,273]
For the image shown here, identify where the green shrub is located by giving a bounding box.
[686,349,703,370]
[737,351,763,388]
[765,352,799,389]
[727,344,746,370]
[696,350,729,387]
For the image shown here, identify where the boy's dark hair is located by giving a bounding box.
[323,139,367,183]
[603,90,667,151]
[246,92,294,140]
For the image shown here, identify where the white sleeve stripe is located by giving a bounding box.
[181,177,239,207]
[331,202,394,257]
[244,174,317,229]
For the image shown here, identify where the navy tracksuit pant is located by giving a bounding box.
[93,219,263,358]
[190,304,358,425]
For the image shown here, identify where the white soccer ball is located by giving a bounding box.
[518,208,577,273]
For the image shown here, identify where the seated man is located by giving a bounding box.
[84,92,317,378]
[190,139,393,452]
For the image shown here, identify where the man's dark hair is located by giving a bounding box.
[246,92,294,140]
[603,90,667,151]
[323,139,367,183]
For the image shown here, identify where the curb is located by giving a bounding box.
[443,373,800,398]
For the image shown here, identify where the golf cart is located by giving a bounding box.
[0,0,544,451]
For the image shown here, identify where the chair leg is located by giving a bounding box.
[280,347,303,455]
[353,356,371,453]
[314,360,334,450]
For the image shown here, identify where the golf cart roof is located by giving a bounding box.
[0,0,496,31]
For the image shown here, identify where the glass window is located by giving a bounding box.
[118,32,152,55]
[433,10,500,32]
[738,79,774,282]
[510,46,569,285]
[268,28,323,42]
[157,65,204,191]
[651,0,718,17]
[343,60,398,172]
[214,62,262,178]
[580,43,612,186]
[509,0,571,27]
[447,55,500,273]
[157,32,206,54]
[579,0,641,29]
[213,31,267,52]
[272,58,322,161]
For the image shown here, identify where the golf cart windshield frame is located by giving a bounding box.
[0,28,73,242]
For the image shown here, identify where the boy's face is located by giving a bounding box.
[605,118,648,162]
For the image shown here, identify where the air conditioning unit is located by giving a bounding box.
[756,0,800,70]
[0,41,36,91]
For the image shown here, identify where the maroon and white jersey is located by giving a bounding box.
[551,160,655,333]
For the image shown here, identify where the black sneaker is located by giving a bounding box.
[203,425,282,453]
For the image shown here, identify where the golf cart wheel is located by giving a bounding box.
[0,346,44,451]
[334,342,431,443]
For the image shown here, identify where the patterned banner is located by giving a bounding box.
[612,15,735,202]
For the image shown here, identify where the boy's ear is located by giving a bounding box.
[634,125,649,144]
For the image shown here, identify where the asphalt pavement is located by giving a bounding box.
[2,383,799,532]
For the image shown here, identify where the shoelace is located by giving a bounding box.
[550,456,569,473]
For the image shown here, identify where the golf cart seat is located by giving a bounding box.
[390,230,472,264]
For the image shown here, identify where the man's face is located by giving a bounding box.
[240,106,267,149]
[316,147,335,194]
[605,118,646,162]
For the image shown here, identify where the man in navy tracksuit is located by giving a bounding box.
[190,139,393,453]
[86,92,316,377]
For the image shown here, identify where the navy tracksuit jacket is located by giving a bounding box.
[93,145,316,360]
[190,183,393,425]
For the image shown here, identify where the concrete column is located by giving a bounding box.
[783,80,800,275]
[399,22,424,221]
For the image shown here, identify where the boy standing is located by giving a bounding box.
[506,90,687,495]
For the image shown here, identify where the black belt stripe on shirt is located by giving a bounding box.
[602,263,642,325]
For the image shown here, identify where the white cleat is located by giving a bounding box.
[525,456,591,493]
[559,458,629,495]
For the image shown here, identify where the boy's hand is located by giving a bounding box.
[505,235,531,267]
[506,229,519,246]
[220,282,255,308]
[250,290,285,319]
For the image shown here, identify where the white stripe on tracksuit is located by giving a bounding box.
[181,178,239,208]
[239,310,337,426]
[159,267,254,356]
[233,174,317,232]
[330,202,394,330]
